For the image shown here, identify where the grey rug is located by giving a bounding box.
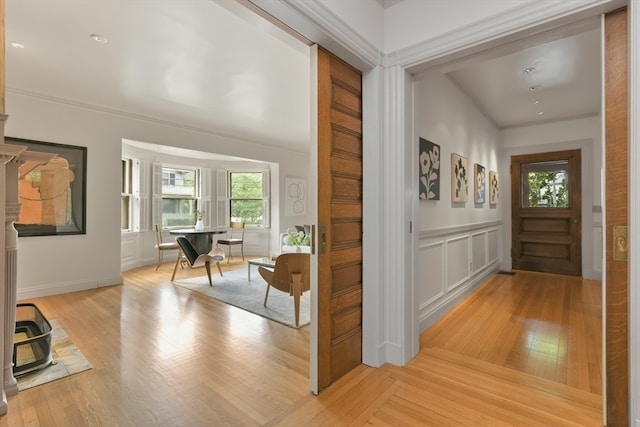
[173,268,310,328]
[17,319,92,391]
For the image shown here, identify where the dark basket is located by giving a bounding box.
[13,303,53,375]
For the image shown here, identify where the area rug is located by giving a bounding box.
[17,319,92,391]
[173,268,310,328]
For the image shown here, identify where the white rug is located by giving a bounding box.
[172,268,310,328]
[17,319,92,391]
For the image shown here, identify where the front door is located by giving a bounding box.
[317,47,363,391]
[511,149,582,276]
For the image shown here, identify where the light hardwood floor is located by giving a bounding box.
[0,264,602,426]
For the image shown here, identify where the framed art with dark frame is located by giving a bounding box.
[6,137,87,237]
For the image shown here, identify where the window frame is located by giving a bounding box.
[160,165,201,228]
[121,158,133,232]
[226,170,270,228]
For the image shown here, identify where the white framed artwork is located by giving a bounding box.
[285,177,306,216]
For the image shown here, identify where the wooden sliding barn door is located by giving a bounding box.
[317,47,363,391]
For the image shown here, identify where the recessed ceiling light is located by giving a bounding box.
[538,111,544,116]
[523,67,536,74]
[11,42,25,49]
[530,86,540,91]
[90,34,108,43]
[534,100,541,104]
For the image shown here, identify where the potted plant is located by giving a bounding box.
[195,210,205,231]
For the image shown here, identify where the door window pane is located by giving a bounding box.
[522,160,569,208]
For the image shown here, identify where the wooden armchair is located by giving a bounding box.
[172,237,225,286]
[258,253,310,327]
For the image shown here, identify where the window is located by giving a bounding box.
[229,171,265,225]
[162,166,199,227]
[521,160,569,208]
[121,159,132,231]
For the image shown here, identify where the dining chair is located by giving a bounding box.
[258,253,310,327]
[172,237,225,286]
[155,224,180,270]
[216,221,245,263]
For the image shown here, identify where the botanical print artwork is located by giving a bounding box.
[419,138,440,200]
[489,171,499,205]
[474,163,485,204]
[451,153,468,202]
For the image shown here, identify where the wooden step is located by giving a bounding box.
[382,346,602,427]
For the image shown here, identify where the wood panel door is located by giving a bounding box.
[604,8,628,427]
[317,47,363,391]
[511,149,581,276]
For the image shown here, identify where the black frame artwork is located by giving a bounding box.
[418,137,440,200]
[6,137,87,237]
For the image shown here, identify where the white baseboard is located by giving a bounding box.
[17,275,123,300]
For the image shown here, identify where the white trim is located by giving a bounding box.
[389,0,626,71]
[309,45,319,394]
[248,0,379,71]
[419,220,503,239]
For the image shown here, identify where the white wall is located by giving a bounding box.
[499,115,602,279]
[7,91,311,299]
[413,72,502,331]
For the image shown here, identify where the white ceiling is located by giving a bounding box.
[5,0,311,154]
[445,21,602,129]
[5,1,601,153]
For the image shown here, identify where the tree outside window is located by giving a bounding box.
[522,160,569,208]
[162,167,198,226]
[229,172,264,225]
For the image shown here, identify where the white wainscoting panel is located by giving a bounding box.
[417,240,445,307]
[121,233,139,271]
[471,231,486,275]
[488,228,499,264]
[417,220,502,332]
[447,235,470,291]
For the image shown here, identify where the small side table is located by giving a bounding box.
[247,257,276,281]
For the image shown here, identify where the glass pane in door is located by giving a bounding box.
[521,160,569,208]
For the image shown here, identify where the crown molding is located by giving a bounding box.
[385,0,626,72]
[250,0,381,70]
[6,87,310,156]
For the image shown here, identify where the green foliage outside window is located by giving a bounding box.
[527,171,568,208]
[230,172,264,225]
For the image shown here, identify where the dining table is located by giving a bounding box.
[169,228,227,255]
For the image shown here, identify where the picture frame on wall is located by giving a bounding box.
[489,170,499,205]
[285,177,307,216]
[451,152,468,203]
[6,137,87,237]
[474,163,485,204]
[418,137,440,200]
